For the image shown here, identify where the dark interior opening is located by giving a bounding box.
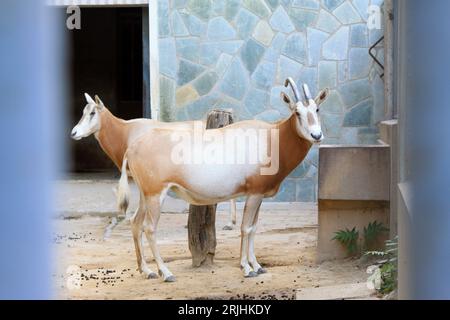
[65,7,143,172]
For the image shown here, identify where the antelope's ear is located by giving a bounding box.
[94,95,105,109]
[84,93,95,105]
[314,88,329,107]
[280,92,296,112]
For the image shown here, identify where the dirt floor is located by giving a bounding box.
[52,203,369,300]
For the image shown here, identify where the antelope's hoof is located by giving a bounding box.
[164,275,176,282]
[256,267,267,274]
[245,271,258,278]
[223,225,233,231]
[147,272,158,279]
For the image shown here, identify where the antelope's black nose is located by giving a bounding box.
[311,133,322,141]
[71,130,77,137]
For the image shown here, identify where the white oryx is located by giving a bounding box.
[117,78,329,281]
[70,94,237,234]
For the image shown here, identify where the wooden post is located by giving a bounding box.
[188,109,234,267]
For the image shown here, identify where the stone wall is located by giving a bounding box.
[158,0,385,202]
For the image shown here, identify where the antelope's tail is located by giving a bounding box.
[117,156,130,216]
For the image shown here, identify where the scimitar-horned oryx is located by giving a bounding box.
[116,78,329,281]
[70,94,237,236]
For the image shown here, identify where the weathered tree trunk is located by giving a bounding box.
[188,204,217,267]
[188,109,234,267]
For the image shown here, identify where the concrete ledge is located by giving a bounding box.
[296,283,377,300]
[54,179,188,218]
[379,120,399,238]
[54,179,317,218]
[379,119,398,145]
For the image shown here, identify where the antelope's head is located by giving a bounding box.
[281,78,329,144]
[71,93,105,140]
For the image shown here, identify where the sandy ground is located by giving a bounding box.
[52,203,369,300]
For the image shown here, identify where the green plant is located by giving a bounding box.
[366,236,398,294]
[363,221,389,251]
[332,227,359,256]
[332,221,389,257]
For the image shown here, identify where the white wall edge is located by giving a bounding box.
[148,1,160,120]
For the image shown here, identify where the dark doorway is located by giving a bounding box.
[66,7,143,172]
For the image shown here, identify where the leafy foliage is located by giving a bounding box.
[332,221,389,257]
[366,236,398,294]
[363,221,389,251]
[332,227,359,256]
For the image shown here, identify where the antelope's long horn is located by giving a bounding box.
[302,84,312,105]
[284,77,300,103]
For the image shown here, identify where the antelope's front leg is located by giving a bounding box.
[130,205,158,279]
[240,195,263,278]
[248,207,266,274]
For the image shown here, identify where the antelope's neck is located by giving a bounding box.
[95,109,129,169]
[276,114,313,178]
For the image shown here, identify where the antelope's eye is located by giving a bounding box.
[316,109,319,113]
[295,111,300,116]
[90,111,95,116]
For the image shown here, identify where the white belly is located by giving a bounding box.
[172,163,259,204]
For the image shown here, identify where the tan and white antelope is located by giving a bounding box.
[70,94,237,234]
[117,78,329,281]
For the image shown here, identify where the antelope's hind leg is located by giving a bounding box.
[143,194,175,282]
[130,195,158,279]
[223,199,237,230]
[103,186,127,239]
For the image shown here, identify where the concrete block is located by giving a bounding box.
[319,145,390,201]
[318,145,391,262]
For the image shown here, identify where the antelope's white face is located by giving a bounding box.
[281,79,329,144]
[71,93,104,140]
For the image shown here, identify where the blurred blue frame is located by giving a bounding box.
[0,0,64,299]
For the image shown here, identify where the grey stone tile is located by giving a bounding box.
[322,26,349,60]
[241,39,266,73]
[270,6,296,33]
[207,17,237,40]
[282,33,307,64]
[235,8,259,39]
[343,98,373,127]
[177,59,205,85]
[219,58,249,100]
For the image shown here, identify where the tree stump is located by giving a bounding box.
[188,109,234,267]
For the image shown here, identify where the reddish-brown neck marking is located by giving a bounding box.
[95,108,129,169]
[245,114,313,195]
[276,113,313,179]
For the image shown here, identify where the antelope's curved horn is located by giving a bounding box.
[302,84,312,104]
[284,77,300,102]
